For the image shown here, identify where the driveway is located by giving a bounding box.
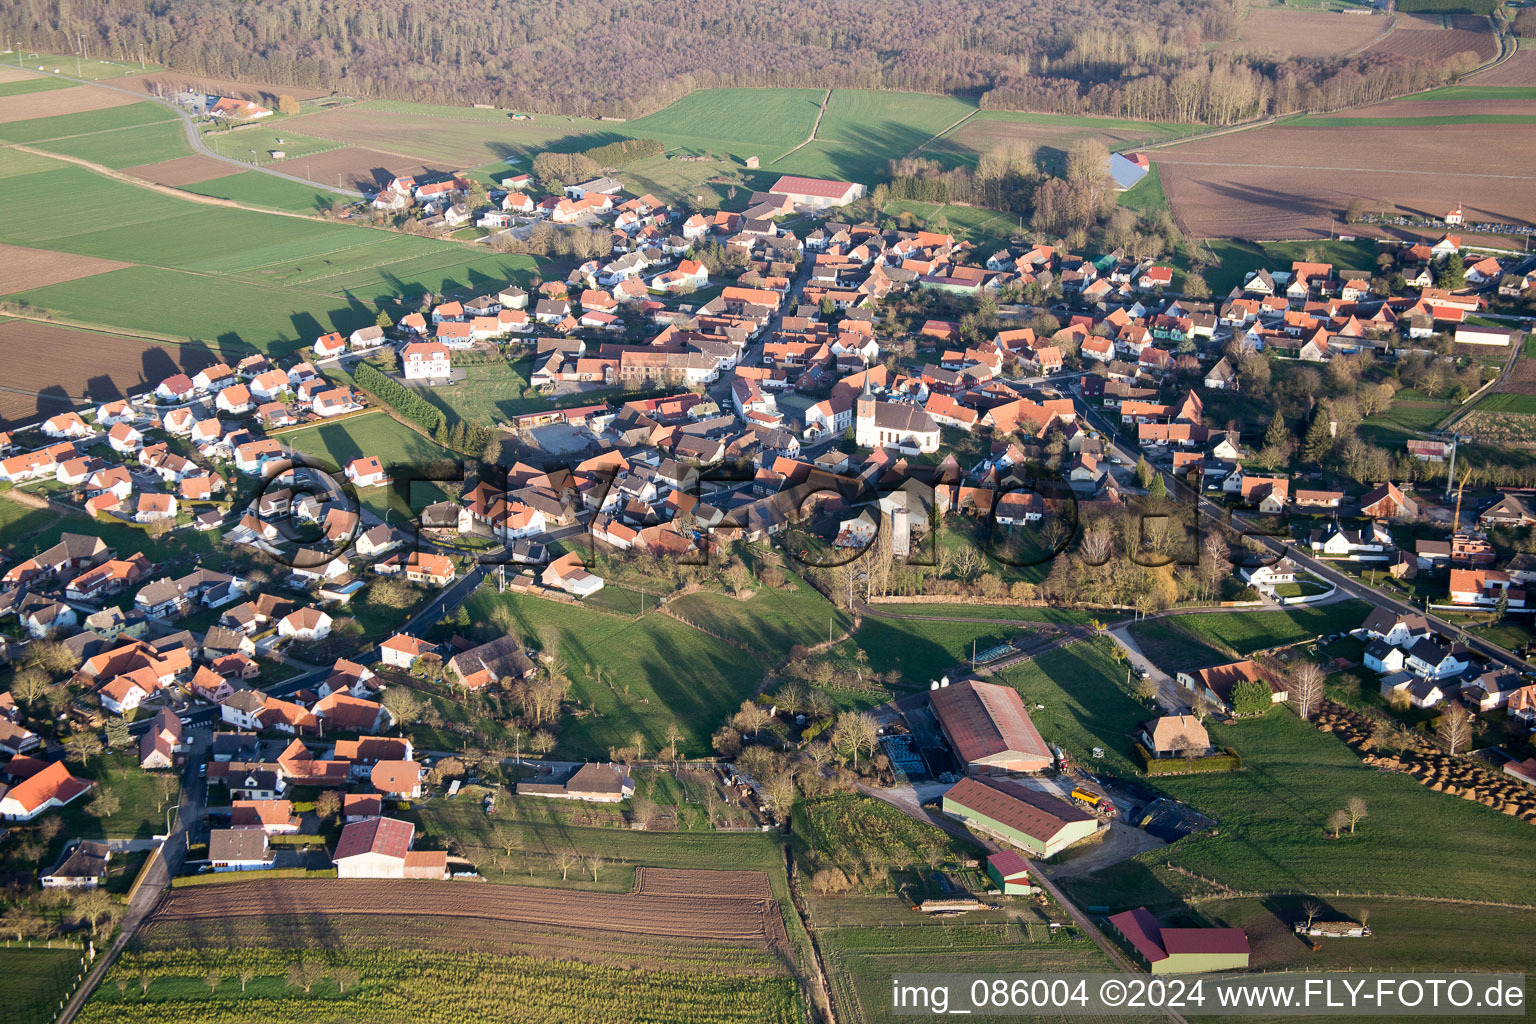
[1038,821,1165,883]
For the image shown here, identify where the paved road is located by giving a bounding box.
[56,726,208,1024]
[26,65,364,198]
[1071,387,1535,680]
[264,563,488,698]
[854,782,1187,1020]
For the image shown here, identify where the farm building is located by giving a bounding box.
[930,679,1052,775]
[1109,152,1150,191]
[768,175,866,210]
[1106,906,1250,974]
[984,849,1032,894]
[516,762,634,803]
[941,776,1099,858]
[334,816,414,878]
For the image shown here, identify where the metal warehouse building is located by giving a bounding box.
[1107,907,1250,974]
[941,776,1099,858]
[930,679,1053,775]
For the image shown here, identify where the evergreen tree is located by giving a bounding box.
[1440,251,1466,290]
[1300,404,1334,465]
[1134,456,1154,489]
[1264,414,1288,450]
[1149,474,1166,498]
[375,308,393,329]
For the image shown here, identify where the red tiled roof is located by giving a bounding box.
[945,776,1092,843]
[334,815,412,860]
[770,175,857,200]
[930,680,1051,768]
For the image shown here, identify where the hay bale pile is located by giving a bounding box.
[1317,701,1536,823]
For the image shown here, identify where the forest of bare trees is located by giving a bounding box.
[0,0,1492,125]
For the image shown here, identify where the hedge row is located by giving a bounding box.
[583,137,664,167]
[1134,742,1244,776]
[353,361,444,434]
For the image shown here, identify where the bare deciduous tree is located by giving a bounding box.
[1326,809,1349,839]
[1301,899,1323,930]
[1345,796,1368,835]
[555,851,578,881]
[1288,662,1325,721]
[587,854,605,882]
[1437,703,1471,755]
[285,960,326,994]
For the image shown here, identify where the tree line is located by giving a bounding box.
[0,0,1490,127]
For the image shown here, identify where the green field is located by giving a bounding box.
[1362,395,1458,446]
[667,575,851,657]
[1203,896,1536,974]
[1132,710,1536,904]
[995,636,1152,776]
[54,751,180,850]
[0,76,76,97]
[1130,603,1369,673]
[1474,391,1536,415]
[1117,163,1169,212]
[408,359,535,425]
[1298,112,1536,127]
[180,171,349,213]
[200,125,343,165]
[30,119,193,168]
[84,945,803,1024]
[839,615,1027,682]
[879,200,1020,252]
[0,102,176,143]
[11,54,161,80]
[621,87,823,157]
[1401,84,1536,101]
[281,410,456,470]
[464,588,770,758]
[0,121,540,350]
[0,946,86,1024]
[8,265,376,356]
[775,89,975,181]
[1128,618,1236,672]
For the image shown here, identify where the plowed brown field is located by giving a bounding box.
[1471,50,1536,86]
[0,320,216,428]
[636,868,774,899]
[0,244,131,293]
[0,84,141,123]
[148,877,787,948]
[267,146,450,190]
[1366,13,1496,61]
[1225,9,1391,58]
[125,154,239,186]
[1157,122,1536,238]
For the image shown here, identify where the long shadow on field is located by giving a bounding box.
[85,374,125,404]
[290,311,326,344]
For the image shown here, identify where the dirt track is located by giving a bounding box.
[149,877,786,947]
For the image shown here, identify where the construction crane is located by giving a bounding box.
[1406,429,1464,500]
[1451,466,1473,534]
